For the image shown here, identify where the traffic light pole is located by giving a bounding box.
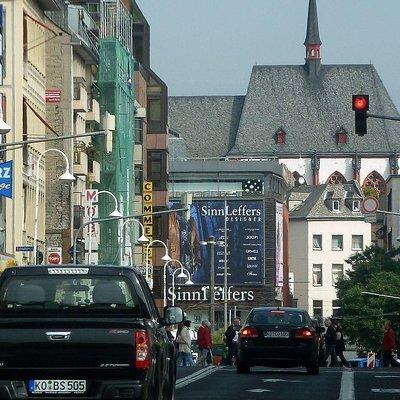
[367,113,400,122]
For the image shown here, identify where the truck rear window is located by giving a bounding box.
[0,276,141,315]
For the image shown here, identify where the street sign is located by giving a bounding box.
[47,247,62,265]
[361,196,379,214]
[45,89,61,103]
[16,246,34,252]
[0,160,13,198]
[364,213,377,223]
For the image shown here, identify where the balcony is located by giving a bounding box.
[86,98,100,123]
[74,79,88,113]
[46,5,99,64]
[74,150,88,176]
[89,160,101,184]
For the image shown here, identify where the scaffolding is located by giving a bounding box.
[96,0,135,264]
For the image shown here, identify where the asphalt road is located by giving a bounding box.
[176,367,400,400]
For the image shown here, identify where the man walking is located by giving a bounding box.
[324,318,338,367]
[224,318,242,365]
[382,321,400,367]
[196,320,212,367]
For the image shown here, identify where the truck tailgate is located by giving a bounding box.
[0,318,145,380]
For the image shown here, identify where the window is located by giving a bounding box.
[332,264,344,285]
[363,171,386,196]
[22,99,28,165]
[337,131,347,144]
[327,171,347,185]
[332,300,341,317]
[352,200,360,212]
[332,235,343,251]
[312,264,322,286]
[313,300,323,318]
[332,200,340,212]
[313,235,322,251]
[275,130,286,144]
[148,99,161,123]
[147,150,167,190]
[388,189,392,212]
[352,235,363,251]
[248,309,306,326]
[134,165,143,195]
[134,118,143,144]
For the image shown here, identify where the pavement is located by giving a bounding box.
[176,366,400,400]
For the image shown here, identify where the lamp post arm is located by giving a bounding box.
[33,148,71,264]
[73,208,188,264]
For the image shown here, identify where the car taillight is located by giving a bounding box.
[295,328,314,340]
[135,330,151,369]
[241,326,259,338]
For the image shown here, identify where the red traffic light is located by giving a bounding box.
[352,95,369,111]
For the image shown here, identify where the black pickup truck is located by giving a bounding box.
[0,265,184,400]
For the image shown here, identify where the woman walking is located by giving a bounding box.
[175,321,194,367]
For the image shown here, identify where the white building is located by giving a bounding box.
[288,182,371,319]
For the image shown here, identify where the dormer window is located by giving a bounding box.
[352,200,360,212]
[275,129,286,144]
[332,200,340,212]
[336,129,348,144]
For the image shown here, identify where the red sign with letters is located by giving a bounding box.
[45,89,61,103]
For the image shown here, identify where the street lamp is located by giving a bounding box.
[88,190,122,264]
[145,239,171,281]
[33,148,75,264]
[163,258,189,307]
[172,266,193,306]
[0,101,11,135]
[119,218,149,265]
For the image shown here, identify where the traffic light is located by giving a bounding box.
[352,95,369,136]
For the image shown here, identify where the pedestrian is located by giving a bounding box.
[324,318,339,367]
[196,320,212,367]
[224,318,242,365]
[165,325,174,342]
[335,323,349,367]
[175,320,194,367]
[382,321,400,367]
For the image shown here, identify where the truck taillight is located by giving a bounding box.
[295,328,314,340]
[135,330,151,369]
[241,326,259,338]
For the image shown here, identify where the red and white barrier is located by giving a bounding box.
[367,352,376,368]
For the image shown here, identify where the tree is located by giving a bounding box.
[336,246,400,352]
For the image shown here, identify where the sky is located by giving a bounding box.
[136,0,400,109]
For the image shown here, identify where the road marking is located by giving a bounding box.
[262,379,303,383]
[339,371,355,400]
[374,376,400,378]
[176,366,217,389]
[372,389,400,393]
[247,389,272,393]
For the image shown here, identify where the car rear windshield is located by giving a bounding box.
[248,310,307,326]
[0,275,142,315]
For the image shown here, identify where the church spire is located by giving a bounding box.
[304,0,322,77]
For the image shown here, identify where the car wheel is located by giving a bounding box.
[306,361,319,375]
[236,361,250,374]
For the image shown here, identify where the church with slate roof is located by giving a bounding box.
[168,0,400,197]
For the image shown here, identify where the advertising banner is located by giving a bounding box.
[0,160,12,198]
[168,200,264,286]
[275,202,284,287]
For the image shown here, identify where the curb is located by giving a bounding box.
[176,365,218,389]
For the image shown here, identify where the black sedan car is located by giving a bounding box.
[237,307,324,375]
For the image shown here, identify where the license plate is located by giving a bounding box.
[28,380,86,394]
[264,331,290,338]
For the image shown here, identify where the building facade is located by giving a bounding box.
[168,158,291,328]
[288,182,371,319]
